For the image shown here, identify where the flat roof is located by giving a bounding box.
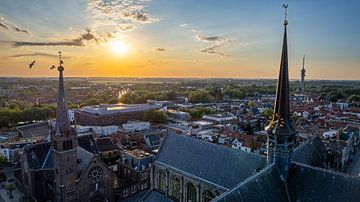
[78,103,160,115]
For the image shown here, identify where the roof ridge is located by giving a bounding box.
[292,162,360,181]
[213,164,276,201]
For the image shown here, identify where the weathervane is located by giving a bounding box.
[282,4,288,26]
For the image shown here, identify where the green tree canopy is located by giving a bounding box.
[144,109,167,124]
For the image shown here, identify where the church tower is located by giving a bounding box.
[51,52,78,202]
[266,4,296,179]
[300,55,306,93]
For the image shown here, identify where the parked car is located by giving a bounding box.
[0,184,4,188]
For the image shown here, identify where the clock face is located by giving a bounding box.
[88,166,103,183]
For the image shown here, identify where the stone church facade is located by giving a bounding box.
[18,58,115,202]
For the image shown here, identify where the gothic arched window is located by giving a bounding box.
[171,177,181,201]
[186,183,197,202]
[158,170,166,193]
[202,190,215,202]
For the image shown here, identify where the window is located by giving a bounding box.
[186,183,197,202]
[171,177,181,201]
[158,170,166,193]
[202,190,215,202]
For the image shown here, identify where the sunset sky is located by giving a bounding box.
[0,0,359,79]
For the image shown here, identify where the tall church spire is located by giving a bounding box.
[266,4,296,179]
[55,52,71,135]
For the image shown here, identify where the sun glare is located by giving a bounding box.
[109,40,128,54]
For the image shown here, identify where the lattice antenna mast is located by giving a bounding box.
[283,4,288,25]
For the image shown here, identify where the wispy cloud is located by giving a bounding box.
[154,48,165,51]
[12,29,113,47]
[194,34,232,57]
[10,52,75,59]
[195,35,220,42]
[0,16,30,34]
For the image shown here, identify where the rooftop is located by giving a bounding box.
[125,149,153,159]
[78,103,160,115]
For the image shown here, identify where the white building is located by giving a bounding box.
[68,109,75,122]
[122,121,150,133]
[76,125,119,136]
[202,113,237,124]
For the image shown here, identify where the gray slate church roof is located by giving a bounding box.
[292,136,326,167]
[155,133,267,189]
[213,163,289,202]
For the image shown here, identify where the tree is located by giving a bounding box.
[5,183,16,196]
[0,155,7,167]
[262,108,273,120]
[348,94,360,102]
[328,92,344,102]
[188,91,213,103]
[144,109,167,124]
[248,101,257,108]
[107,98,120,104]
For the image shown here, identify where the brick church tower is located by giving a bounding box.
[51,53,78,202]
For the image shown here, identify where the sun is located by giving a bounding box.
[109,40,128,54]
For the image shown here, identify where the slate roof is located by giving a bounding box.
[78,134,99,154]
[142,190,174,202]
[23,141,94,178]
[42,148,54,169]
[76,146,94,177]
[16,122,49,138]
[155,133,267,189]
[214,164,289,202]
[288,162,360,202]
[23,142,51,170]
[96,137,119,152]
[292,136,326,168]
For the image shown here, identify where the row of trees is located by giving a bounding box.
[119,91,177,104]
[0,105,56,128]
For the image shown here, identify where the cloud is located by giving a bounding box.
[195,35,220,42]
[14,27,30,34]
[154,48,165,51]
[179,23,188,27]
[12,29,113,47]
[0,22,9,31]
[200,39,232,57]
[195,34,232,57]
[0,16,30,34]
[10,52,75,59]
[123,12,152,23]
[87,0,156,34]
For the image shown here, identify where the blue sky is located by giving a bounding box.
[0,0,359,79]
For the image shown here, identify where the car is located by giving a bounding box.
[0,184,4,188]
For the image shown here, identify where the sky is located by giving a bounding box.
[0,0,359,80]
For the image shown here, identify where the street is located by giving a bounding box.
[0,167,23,202]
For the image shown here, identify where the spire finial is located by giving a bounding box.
[58,51,64,72]
[283,4,288,26]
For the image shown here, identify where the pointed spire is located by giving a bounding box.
[266,4,296,180]
[272,19,293,132]
[55,52,71,135]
